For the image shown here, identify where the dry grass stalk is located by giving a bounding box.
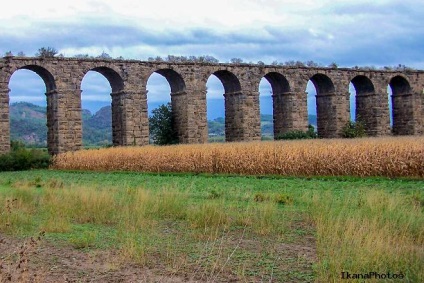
[53,137,424,178]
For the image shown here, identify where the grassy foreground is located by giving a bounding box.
[0,170,423,282]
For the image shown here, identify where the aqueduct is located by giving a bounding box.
[1,56,423,154]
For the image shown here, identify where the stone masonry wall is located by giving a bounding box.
[0,56,423,155]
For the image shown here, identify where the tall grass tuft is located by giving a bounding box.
[306,190,424,282]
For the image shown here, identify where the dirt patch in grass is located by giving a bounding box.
[0,229,316,283]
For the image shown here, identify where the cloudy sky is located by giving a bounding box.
[2,0,423,118]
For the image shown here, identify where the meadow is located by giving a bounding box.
[0,170,423,282]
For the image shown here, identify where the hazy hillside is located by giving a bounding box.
[9,102,317,146]
[9,102,112,146]
[10,102,48,146]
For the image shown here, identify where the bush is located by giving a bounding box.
[0,141,51,171]
[342,121,366,138]
[275,124,317,140]
[35,47,58,58]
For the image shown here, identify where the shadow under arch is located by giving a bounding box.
[310,73,335,95]
[389,75,413,135]
[16,65,57,93]
[390,75,411,96]
[309,73,337,138]
[209,70,243,142]
[90,66,125,93]
[155,69,186,94]
[350,75,380,135]
[262,72,291,138]
[7,65,57,154]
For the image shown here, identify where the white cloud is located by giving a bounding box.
[2,0,424,114]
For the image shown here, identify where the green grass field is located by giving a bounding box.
[0,170,423,282]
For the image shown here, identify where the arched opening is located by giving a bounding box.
[308,74,336,137]
[349,83,356,122]
[80,67,123,147]
[7,66,56,153]
[80,70,114,147]
[306,81,317,130]
[261,72,291,139]
[259,77,273,139]
[388,76,412,135]
[206,75,225,142]
[387,86,393,127]
[207,70,242,142]
[350,75,376,134]
[146,69,186,144]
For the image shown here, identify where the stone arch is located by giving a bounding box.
[389,75,413,135]
[309,73,335,95]
[89,66,125,93]
[389,75,411,96]
[6,65,57,154]
[351,75,375,95]
[12,65,57,92]
[212,70,242,94]
[308,73,338,137]
[261,72,291,138]
[263,72,291,94]
[349,75,382,135]
[154,69,186,94]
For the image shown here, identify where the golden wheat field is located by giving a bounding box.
[52,137,424,178]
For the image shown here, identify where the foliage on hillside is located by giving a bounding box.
[10,102,48,146]
[82,106,112,146]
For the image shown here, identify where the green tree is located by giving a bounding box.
[342,121,366,138]
[149,103,178,145]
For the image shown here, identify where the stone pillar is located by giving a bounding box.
[111,90,148,146]
[224,92,242,142]
[46,90,60,155]
[224,91,261,142]
[316,92,350,138]
[133,90,149,146]
[186,86,208,144]
[356,92,391,136]
[46,89,82,155]
[111,91,124,146]
[273,91,308,137]
[392,92,416,135]
[249,91,261,141]
[171,91,190,143]
[419,92,424,135]
[0,86,10,154]
[64,89,83,152]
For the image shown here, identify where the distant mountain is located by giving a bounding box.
[82,106,112,146]
[9,102,112,147]
[10,102,47,146]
